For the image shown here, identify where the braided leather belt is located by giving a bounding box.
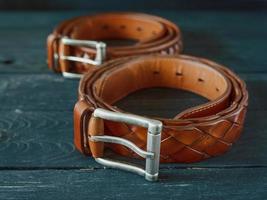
[47,12,182,78]
[74,55,248,181]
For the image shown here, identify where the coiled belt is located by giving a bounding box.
[47,12,182,78]
[74,55,248,181]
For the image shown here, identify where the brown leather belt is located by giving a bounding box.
[74,54,248,181]
[47,12,182,78]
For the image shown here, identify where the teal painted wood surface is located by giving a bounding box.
[1,0,266,10]
[1,168,266,200]
[0,11,266,199]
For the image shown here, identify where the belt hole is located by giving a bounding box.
[120,25,126,29]
[102,25,109,30]
[198,78,204,82]
[137,27,142,32]
[175,72,183,76]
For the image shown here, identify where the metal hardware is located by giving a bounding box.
[58,37,106,79]
[62,72,83,79]
[89,108,162,181]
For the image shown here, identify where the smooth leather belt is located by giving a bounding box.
[74,54,248,181]
[47,12,182,78]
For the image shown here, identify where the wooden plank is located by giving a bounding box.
[0,73,266,167]
[0,74,79,111]
[0,11,266,199]
[0,73,265,112]
[0,107,266,167]
[1,11,265,28]
[0,168,266,200]
[0,11,266,73]
[0,38,265,73]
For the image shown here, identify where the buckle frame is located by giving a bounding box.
[58,37,106,79]
[89,108,162,181]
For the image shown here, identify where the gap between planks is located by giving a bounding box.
[0,165,266,171]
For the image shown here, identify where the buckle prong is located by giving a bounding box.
[89,108,162,181]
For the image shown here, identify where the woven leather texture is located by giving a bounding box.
[74,55,248,163]
[47,12,182,74]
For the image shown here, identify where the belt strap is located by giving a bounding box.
[47,12,182,76]
[74,55,248,165]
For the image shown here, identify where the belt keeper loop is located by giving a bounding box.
[47,34,61,72]
[47,34,57,71]
[88,115,104,158]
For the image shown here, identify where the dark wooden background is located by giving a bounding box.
[0,0,267,10]
[0,1,267,199]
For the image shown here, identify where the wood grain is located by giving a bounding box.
[0,11,266,199]
[0,11,266,73]
[0,108,266,168]
[0,74,266,112]
[0,168,266,200]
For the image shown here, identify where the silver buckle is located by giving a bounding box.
[89,108,162,181]
[59,37,106,79]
